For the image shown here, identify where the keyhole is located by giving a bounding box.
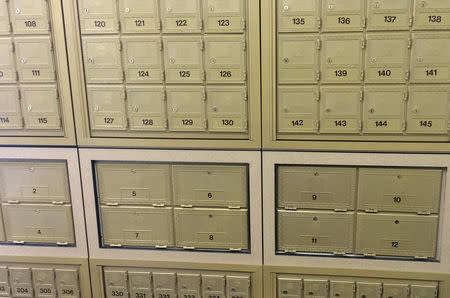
[312,194,317,200]
[395,220,400,224]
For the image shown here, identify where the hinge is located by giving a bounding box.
[241,19,246,30]
[228,205,242,209]
[244,120,248,130]
[405,70,410,80]
[158,20,162,30]
[359,121,363,132]
[122,71,126,81]
[117,21,121,32]
[404,89,409,101]
[7,200,20,204]
[229,248,242,252]
[334,208,348,212]
[155,245,168,249]
[52,201,64,205]
[183,246,195,250]
[10,41,15,52]
[243,71,247,81]
[409,17,414,27]
[316,39,321,50]
[365,209,378,213]
[360,90,364,101]
[118,40,123,51]
[417,210,431,215]
[8,22,12,33]
[180,204,193,208]
[362,17,367,28]
[363,253,376,257]
[200,39,204,51]
[316,71,321,81]
[408,38,412,49]
[13,241,25,244]
[152,203,166,207]
[161,71,165,81]
[360,70,365,81]
[315,120,320,132]
[361,39,366,49]
[204,119,208,129]
[16,71,19,82]
[199,19,203,30]
[109,244,122,247]
[352,284,356,293]
[106,203,119,206]
[165,119,169,129]
[402,121,407,131]
[317,18,321,29]
[243,90,248,101]
[56,242,69,246]
[242,40,247,51]
[159,40,163,51]
[201,71,206,81]
[49,40,54,51]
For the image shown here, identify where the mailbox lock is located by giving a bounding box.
[314,172,319,176]
[15,8,21,14]
[166,7,172,12]
[125,8,130,13]
[420,1,427,8]
[395,220,400,224]
[313,216,318,221]
[283,5,289,11]
[209,6,215,12]
[369,108,375,114]
[283,57,289,64]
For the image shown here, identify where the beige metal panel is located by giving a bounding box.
[0,266,10,297]
[355,213,438,258]
[160,0,202,33]
[278,34,319,84]
[329,280,354,298]
[174,208,248,250]
[9,0,50,34]
[319,86,362,134]
[55,269,80,298]
[358,167,442,214]
[9,267,33,298]
[322,0,364,32]
[204,0,246,33]
[126,86,167,131]
[96,162,171,206]
[118,0,160,33]
[407,85,450,135]
[207,86,248,133]
[78,0,118,34]
[227,275,251,298]
[277,166,356,211]
[365,33,410,83]
[2,203,75,245]
[100,205,174,248]
[205,35,247,84]
[277,210,354,254]
[411,33,450,83]
[0,37,17,84]
[128,271,152,298]
[0,206,4,241]
[103,269,128,298]
[321,34,364,83]
[277,86,319,134]
[0,86,23,130]
[202,275,225,297]
[410,284,438,298]
[0,0,10,35]
[363,86,406,134]
[356,282,382,298]
[414,0,450,30]
[278,0,320,33]
[153,272,176,298]
[173,164,247,208]
[15,36,56,83]
[163,36,204,84]
[82,36,123,84]
[20,85,61,130]
[87,85,127,131]
[166,86,206,132]
[278,275,302,298]
[121,35,163,84]
[32,268,56,298]
[177,273,200,298]
[367,0,412,31]
[0,161,70,204]
[383,283,409,298]
[303,278,328,297]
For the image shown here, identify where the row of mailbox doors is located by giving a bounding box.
[103,268,250,298]
[278,33,450,84]
[0,265,80,298]
[278,0,450,32]
[277,85,450,135]
[277,275,438,298]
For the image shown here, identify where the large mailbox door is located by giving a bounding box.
[358,168,442,214]
[0,0,11,35]
[277,210,354,254]
[363,86,406,134]
[414,0,450,30]
[20,85,61,130]
[153,273,176,298]
[411,33,450,83]
[2,203,75,245]
[204,0,245,33]
[207,86,248,133]
[278,34,319,84]
[277,275,302,298]
[0,37,17,84]
[166,86,206,132]
[320,86,362,134]
[177,273,200,298]
[355,213,438,258]
[277,86,319,134]
[160,0,202,33]
[10,0,50,34]
[0,161,70,204]
[128,271,152,298]
[87,85,127,131]
[365,33,410,83]
[278,0,320,32]
[15,36,55,83]
[127,86,167,131]
[174,208,248,250]
[9,267,33,298]
[96,162,171,206]
[322,0,365,32]
[407,85,450,134]
[321,34,364,83]
[55,269,80,298]
[100,206,174,247]
[163,36,204,83]
[78,0,118,34]
[277,166,356,211]
[121,36,163,83]
[118,0,160,33]
[82,36,123,84]
[0,86,23,130]
[173,164,247,208]
[103,269,128,298]
[367,0,412,31]
[32,268,56,298]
